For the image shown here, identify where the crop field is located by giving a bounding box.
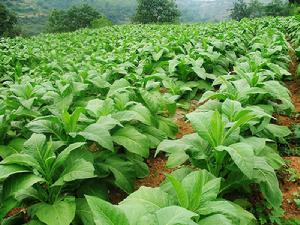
[0,16,300,225]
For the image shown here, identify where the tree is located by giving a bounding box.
[248,0,264,18]
[289,0,300,4]
[91,16,113,28]
[67,4,100,31]
[133,0,180,24]
[47,4,101,33]
[265,0,290,16]
[0,3,18,37]
[231,0,291,20]
[230,0,250,21]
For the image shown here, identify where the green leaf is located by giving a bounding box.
[165,174,189,208]
[253,157,282,209]
[52,159,95,186]
[1,154,40,169]
[85,195,130,225]
[79,123,113,151]
[23,134,47,156]
[32,197,76,225]
[107,79,130,97]
[0,138,26,158]
[104,157,136,193]
[119,187,170,223]
[187,111,216,147]
[157,117,178,139]
[76,198,95,225]
[61,107,84,133]
[197,200,256,225]
[86,99,114,118]
[0,165,29,181]
[199,214,232,225]
[25,220,45,225]
[182,171,221,210]
[113,125,149,158]
[296,64,300,76]
[26,116,62,139]
[153,206,198,225]
[112,110,149,125]
[0,198,18,220]
[265,124,292,138]
[3,173,43,199]
[54,142,86,170]
[77,180,108,200]
[216,143,254,179]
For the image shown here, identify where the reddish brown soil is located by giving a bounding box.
[6,208,26,218]
[176,117,194,139]
[287,46,300,113]
[175,102,197,139]
[280,45,300,220]
[281,157,300,220]
[276,114,300,127]
[275,49,300,127]
[135,155,174,188]
[134,103,197,194]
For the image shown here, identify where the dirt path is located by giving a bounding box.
[135,103,196,189]
[281,157,300,220]
[279,44,300,220]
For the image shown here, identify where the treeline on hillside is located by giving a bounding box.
[1,0,300,37]
[231,0,298,20]
[0,0,181,37]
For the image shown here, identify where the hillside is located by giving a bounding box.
[3,0,274,35]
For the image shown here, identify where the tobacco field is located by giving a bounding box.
[0,16,300,225]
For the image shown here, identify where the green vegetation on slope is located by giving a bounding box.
[3,0,281,35]
[0,16,300,224]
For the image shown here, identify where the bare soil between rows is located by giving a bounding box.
[278,46,300,220]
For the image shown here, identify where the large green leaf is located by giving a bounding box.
[148,206,198,225]
[0,165,30,181]
[79,123,114,151]
[86,195,130,225]
[0,197,18,220]
[3,173,44,199]
[112,125,149,157]
[76,198,95,225]
[165,174,189,208]
[1,154,40,169]
[187,111,217,147]
[103,157,136,193]
[119,187,170,225]
[197,200,256,225]
[53,142,86,170]
[52,159,95,186]
[0,138,26,159]
[26,116,63,139]
[216,143,254,179]
[32,197,76,225]
[253,157,282,209]
[199,214,232,225]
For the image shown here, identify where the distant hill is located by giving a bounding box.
[3,0,275,35]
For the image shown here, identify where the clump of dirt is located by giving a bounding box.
[276,114,300,127]
[176,117,194,139]
[175,102,197,139]
[135,155,174,188]
[281,157,300,220]
[286,80,300,113]
[287,45,300,113]
[6,208,26,218]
